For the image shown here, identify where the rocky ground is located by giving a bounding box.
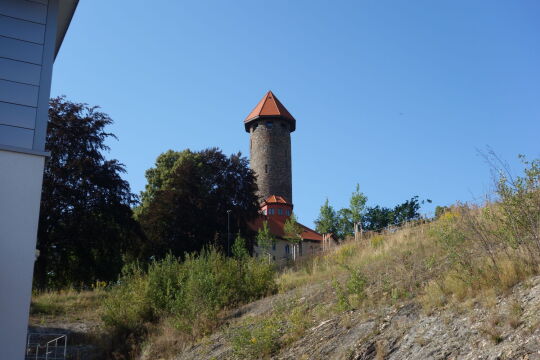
[171,276,540,360]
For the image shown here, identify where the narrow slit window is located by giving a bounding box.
[265,164,268,173]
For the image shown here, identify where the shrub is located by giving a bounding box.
[102,247,277,338]
[229,317,281,359]
[102,263,151,333]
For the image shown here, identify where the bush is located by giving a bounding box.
[102,247,276,338]
[421,156,540,305]
[102,263,152,333]
[229,317,282,359]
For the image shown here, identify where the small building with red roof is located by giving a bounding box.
[248,195,333,262]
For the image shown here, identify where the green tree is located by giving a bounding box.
[392,196,421,225]
[284,213,303,260]
[362,205,394,231]
[362,196,426,231]
[256,221,275,261]
[134,149,184,217]
[336,208,354,239]
[315,198,338,235]
[36,97,141,289]
[349,184,368,240]
[137,148,260,259]
[232,233,249,259]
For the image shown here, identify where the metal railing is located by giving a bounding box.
[26,333,67,360]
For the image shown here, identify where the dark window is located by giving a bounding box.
[285,244,290,254]
[278,208,283,215]
[266,121,273,129]
[268,208,275,215]
[272,243,276,251]
[286,209,291,216]
[265,164,268,173]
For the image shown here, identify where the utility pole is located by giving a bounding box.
[227,210,231,256]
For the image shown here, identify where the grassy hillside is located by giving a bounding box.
[30,157,540,359]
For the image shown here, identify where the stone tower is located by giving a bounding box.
[244,91,296,203]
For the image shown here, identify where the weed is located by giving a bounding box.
[507,300,523,329]
[229,317,281,359]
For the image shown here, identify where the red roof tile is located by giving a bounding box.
[248,215,323,242]
[264,195,292,205]
[244,91,296,132]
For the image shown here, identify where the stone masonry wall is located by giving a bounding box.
[249,118,292,203]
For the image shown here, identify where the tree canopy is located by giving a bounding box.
[36,97,141,289]
[256,221,275,256]
[314,186,428,239]
[137,148,259,259]
[314,198,338,235]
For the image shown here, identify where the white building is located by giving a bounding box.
[0,0,78,358]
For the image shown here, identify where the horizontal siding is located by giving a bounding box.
[0,14,45,43]
[0,36,43,64]
[27,0,48,5]
[0,58,41,85]
[0,124,34,148]
[0,101,36,129]
[0,0,47,24]
[0,79,39,107]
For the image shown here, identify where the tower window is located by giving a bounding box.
[268,208,275,215]
[265,164,268,173]
[286,209,291,216]
[278,208,283,215]
[266,121,273,129]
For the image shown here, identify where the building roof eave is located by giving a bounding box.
[54,0,79,60]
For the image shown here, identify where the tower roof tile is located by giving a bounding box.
[244,91,296,131]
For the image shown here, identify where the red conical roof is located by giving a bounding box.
[264,195,292,206]
[244,91,296,132]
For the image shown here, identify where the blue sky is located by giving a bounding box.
[51,1,540,227]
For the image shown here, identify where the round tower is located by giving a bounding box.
[244,91,296,204]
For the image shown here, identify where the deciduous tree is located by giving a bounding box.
[137,148,259,258]
[36,97,140,289]
[315,198,338,235]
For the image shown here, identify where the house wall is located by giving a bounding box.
[0,0,56,153]
[255,239,323,261]
[0,150,45,360]
[0,0,60,358]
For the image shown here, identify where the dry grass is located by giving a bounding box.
[279,222,445,311]
[30,288,106,325]
[507,300,523,329]
[279,199,540,322]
